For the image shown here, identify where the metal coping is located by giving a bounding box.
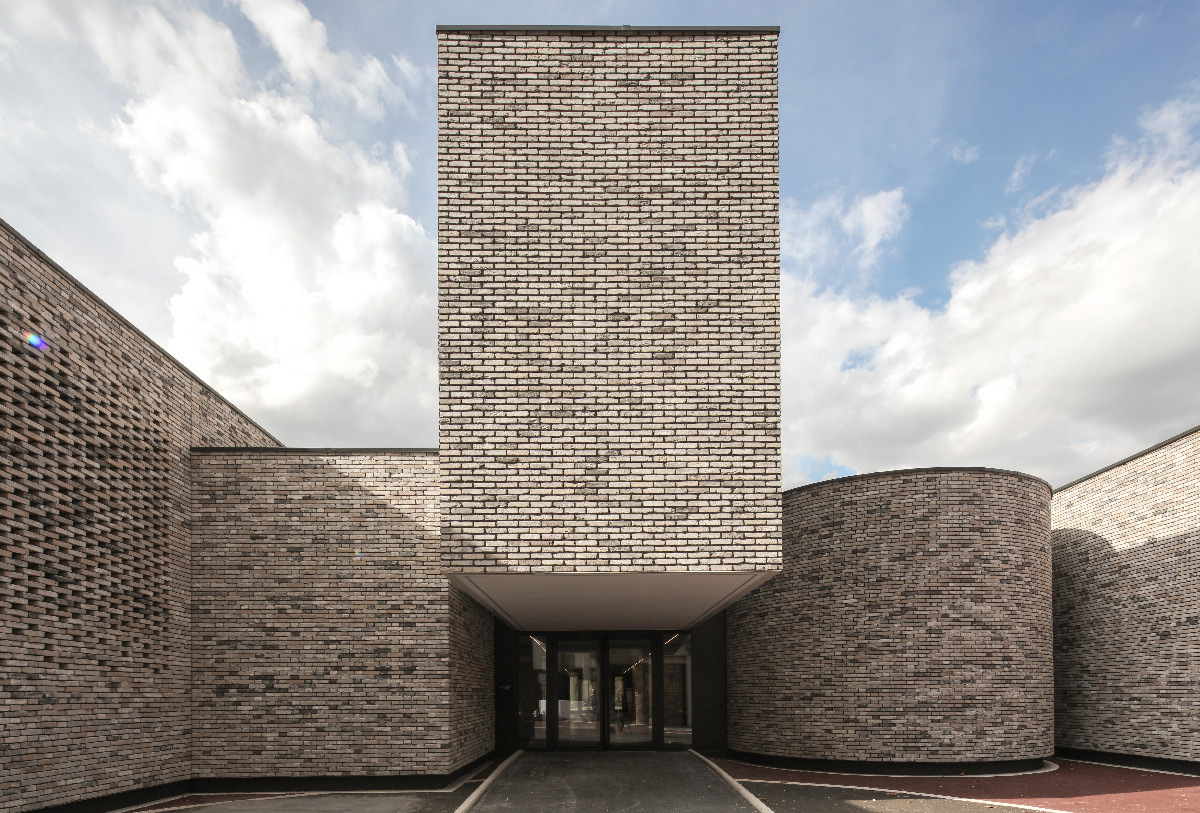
[436,24,780,33]
[783,466,1052,499]
[192,447,439,455]
[0,215,283,448]
[1054,421,1200,493]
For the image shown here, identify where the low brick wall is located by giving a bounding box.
[191,450,493,777]
[1052,426,1200,762]
[0,218,277,813]
[728,468,1054,763]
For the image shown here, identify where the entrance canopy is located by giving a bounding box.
[449,571,776,631]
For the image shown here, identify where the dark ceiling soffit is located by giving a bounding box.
[436,25,780,33]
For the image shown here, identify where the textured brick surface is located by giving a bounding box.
[728,468,1054,762]
[191,450,493,776]
[1052,427,1200,761]
[449,583,495,767]
[0,219,277,813]
[437,29,782,573]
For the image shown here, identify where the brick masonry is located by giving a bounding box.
[437,29,782,573]
[1051,426,1200,761]
[191,449,493,777]
[449,582,495,767]
[727,468,1054,762]
[0,219,278,813]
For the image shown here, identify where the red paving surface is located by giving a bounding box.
[716,758,1200,813]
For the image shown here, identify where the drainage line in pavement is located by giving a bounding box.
[689,749,778,813]
[453,749,523,813]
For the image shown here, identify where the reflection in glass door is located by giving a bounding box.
[608,639,653,745]
[518,636,548,748]
[662,633,692,746]
[556,640,601,746]
[513,631,693,750]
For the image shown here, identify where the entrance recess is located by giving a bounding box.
[516,631,692,750]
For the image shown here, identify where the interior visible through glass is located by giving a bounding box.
[662,633,692,746]
[518,635,547,748]
[556,640,601,745]
[607,639,653,745]
[514,631,693,749]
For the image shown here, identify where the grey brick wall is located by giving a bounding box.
[728,468,1054,763]
[449,584,494,767]
[437,29,782,573]
[0,218,277,813]
[190,450,493,777]
[1052,427,1200,761]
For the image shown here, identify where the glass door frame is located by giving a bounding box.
[534,630,676,750]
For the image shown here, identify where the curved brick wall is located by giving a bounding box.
[728,468,1053,763]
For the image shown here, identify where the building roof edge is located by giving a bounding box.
[783,466,1052,498]
[436,25,780,33]
[0,215,284,448]
[1053,421,1200,493]
[191,447,439,455]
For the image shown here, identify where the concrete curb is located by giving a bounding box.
[689,749,777,813]
[452,750,523,813]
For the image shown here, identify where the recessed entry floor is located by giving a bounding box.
[470,751,756,812]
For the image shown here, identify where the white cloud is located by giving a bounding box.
[783,95,1200,488]
[949,141,979,164]
[1006,153,1036,193]
[20,0,437,446]
[781,188,909,286]
[841,189,909,270]
[236,0,414,118]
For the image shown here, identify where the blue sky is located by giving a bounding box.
[3,1,1200,488]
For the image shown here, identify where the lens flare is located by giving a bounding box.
[24,332,46,349]
[354,549,363,558]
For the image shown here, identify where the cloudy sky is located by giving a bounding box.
[2,1,1199,489]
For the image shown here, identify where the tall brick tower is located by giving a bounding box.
[437,26,781,631]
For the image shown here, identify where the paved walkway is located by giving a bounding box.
[122,769,489,813]
[470,751,756,812]
[118,754,1200,813]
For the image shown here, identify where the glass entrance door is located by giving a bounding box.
[607,639,653,745]
[555,640,601,746]
[515,632,692,750]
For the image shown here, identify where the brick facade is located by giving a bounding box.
[728,469,1054,763]
[448,581,495,768]
[0,218,278,813]
[9,22,1200,813]
[1052,427,1200,761]
[437,28,782,573]
[191,450,491,777]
